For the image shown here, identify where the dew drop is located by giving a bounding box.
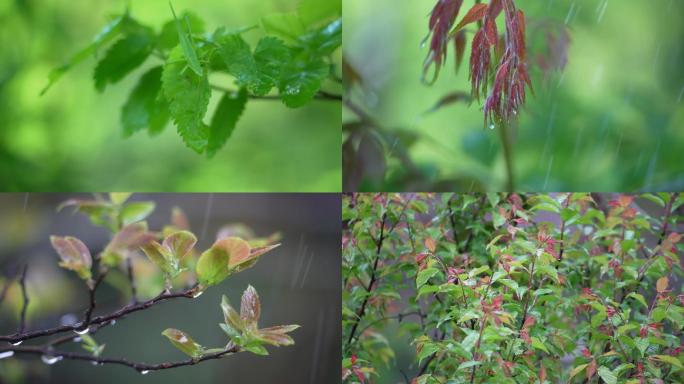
[141,370,150,375]
[0,351,15,360]
[41,355,63,365]
[10,340,22,346]
[74,327,90,335]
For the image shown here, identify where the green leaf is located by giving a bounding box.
[298,18,342,56]
[121,66,170,137]
[417,343,440,365]
[169,2,202,76]
[120,201,155,226]
[196,237,261,287]
[278,55,329,107]
[162,46,211,153]
[41,15,126,95]
[597,366,617,384]
[109,193,132,205]
[242,341,269,356]
[161,328,203,358]
[215,32,255,87]
[207,88,248,157]
[94,32,153,92]
[251,37,291,95]
[298,0,341,26]
[468,265,490,278]
[653,354,684,369]
[457,360,482,370]
[416,267,439,288]
[626,292,648,308]
[530,337,549,353]
[569,363,589,379]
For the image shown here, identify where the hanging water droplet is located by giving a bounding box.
[10,340,23,346]
[41,355,63,365]
[73,337,82,342]
[141,370,150,375]
[74,327,90,335]
[489,124,495,130]
[0,351,15,360]
[110,320,117,326]
[91,361,102,366]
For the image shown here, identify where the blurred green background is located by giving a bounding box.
[0,0,341,192]
[344,0,684,191]
[0,193,340,383]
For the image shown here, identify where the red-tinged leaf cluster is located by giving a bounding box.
[423,0,465,83]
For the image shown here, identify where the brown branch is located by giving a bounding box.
[79,271,108,332]
[210,85,341,102]
[18,265,29,334]
[0,344,239,373]
[0,287,197,344]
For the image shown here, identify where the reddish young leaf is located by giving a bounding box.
[452,3,488,33]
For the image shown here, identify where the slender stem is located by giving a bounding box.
[80,272,108,331]
[0,287,197,343]
[497,122,515,192]
[210,85,341,102]
[1,344,239,373]
[18,265,29,334]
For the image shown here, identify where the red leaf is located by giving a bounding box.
[453,3,488,33]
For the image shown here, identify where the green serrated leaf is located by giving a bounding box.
[94,33,153,92]
[417,343,440,365]
[597,366,617,384]
[298,18,341,56]
[121,66,170,137]
[278,56,328,108]
[252,37,291,95]
[416,267,439,288]
[530,337,549,353]
[162,46,211,153]
[653,354,684,369]
[207,89,247,157]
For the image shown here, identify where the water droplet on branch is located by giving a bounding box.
[74,327,90,335]
[192,290,204,298]
[141,370,150,375]
[0,351,15,360]
[41,355,63,365]
[10,340,22,346]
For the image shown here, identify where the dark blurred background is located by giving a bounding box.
[0,0,341,192]
[0,193,341,383]
[344,0,684,191]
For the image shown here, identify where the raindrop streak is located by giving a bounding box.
[596,0,608,23]
[141,370,150,375]
[0,351,14,359]
[23,193,29,211]
[677,86,684,103]
[41,355,63,365]
[74,327,90,335]
[10,340,22,346]
[199,193,214,243]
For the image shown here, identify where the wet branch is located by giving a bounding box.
[0,287,197,344]
[1,344,239,373]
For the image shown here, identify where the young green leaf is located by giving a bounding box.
[94,32,153,92]
[298,18,342,56]
[161,328,203,358]
[121,66,170,137]
[162,46,211,153]
[252,37,291,95]
[207,88,248,157]
[50,236,93,280]
[109,193,132,205]
[120,201,155,226]
[221,294,244,332]
[141,230,197,277]
[169,2,203,76]
[298,0,341,27]
[101,221,156,267]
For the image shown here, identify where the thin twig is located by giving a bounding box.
[18,265,29,334]
[79,271,108,331]
[0,287,197,344]
[210,84,341,101]
[0,344,239,373]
